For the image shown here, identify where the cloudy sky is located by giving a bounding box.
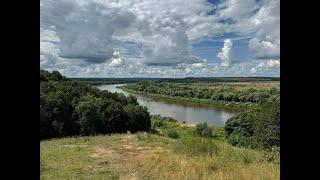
[40,0,280,78]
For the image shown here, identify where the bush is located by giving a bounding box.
[196,123,207,135]
[166,130,179,139]
[224,98,280,149]
[227,134,259,149]
[153,120,165,128]
[211,128,227,140]
[201,127,213,138]
[196,123,213,138]
[224,110,256,137]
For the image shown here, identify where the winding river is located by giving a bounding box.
[97,84,236,126]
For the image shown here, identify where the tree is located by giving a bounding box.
[123,104,151,133]
[75,94,104,135]
[127,94,139,105]
[40,70,152,139]
[224,110,256,137]
[41,91,73,137]
[254,98,280,148]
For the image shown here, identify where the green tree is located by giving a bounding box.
[75,94,104,135]
[123,104,151,133]
[254,98,280,148]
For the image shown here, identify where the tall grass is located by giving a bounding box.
[172,137,216,156]
[137,135,279,180]
[41,134,279,180]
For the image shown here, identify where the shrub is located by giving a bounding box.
[224,99,279,149]
[196,123,213,138]
[201,127,213,138]
[196,123,207,135]
[164,116,177,122]
[153,120,165,128]
[166,130,179,139]
[211,128,227,140]
[227,134,259,149]
[224,110,256,137]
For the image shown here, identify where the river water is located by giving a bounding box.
[97,84,235,126]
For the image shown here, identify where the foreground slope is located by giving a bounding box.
[41,133,279,180]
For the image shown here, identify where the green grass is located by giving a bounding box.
[41,134,279,180]
[151,115,226,140]
[40,136,121,179]
[41,118,279,180]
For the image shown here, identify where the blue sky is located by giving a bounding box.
[192,37,252,64]
[40,0,279,78]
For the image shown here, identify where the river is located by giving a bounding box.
[97,84,235,126]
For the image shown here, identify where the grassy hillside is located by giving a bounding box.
[41,122,279,180]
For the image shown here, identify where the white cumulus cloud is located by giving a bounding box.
[40,0,280,77]
[258,59,280,69]
[108,51,124,67]
[217,39,233,67]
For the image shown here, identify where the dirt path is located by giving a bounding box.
[90,134,166,180]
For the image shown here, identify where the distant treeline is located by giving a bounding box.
[40,70,151,140]
[73,77,280,85]
[122,82,279,106]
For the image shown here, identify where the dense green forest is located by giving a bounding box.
[40,70,150,140]
[121,82,279,109]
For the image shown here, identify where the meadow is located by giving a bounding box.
[41,118,279,180]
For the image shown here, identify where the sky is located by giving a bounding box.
[40,0,280,78]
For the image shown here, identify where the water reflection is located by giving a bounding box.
[97,84,235,126]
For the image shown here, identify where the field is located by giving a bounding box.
[41,132,279,180]
[184,81,280,90]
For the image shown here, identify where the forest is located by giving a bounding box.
[74,77,279,85]
[40,70,151,140]
[121,81,279,109]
